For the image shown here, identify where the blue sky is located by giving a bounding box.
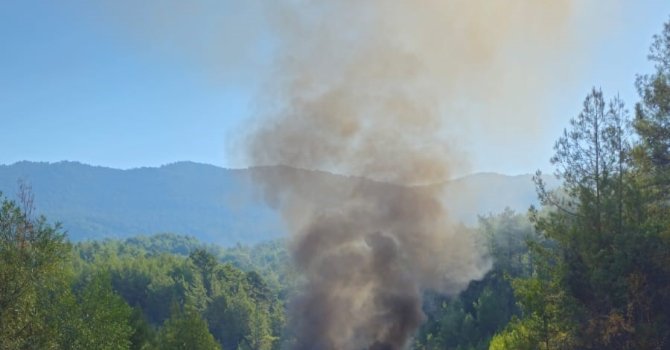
[2,1,670,175]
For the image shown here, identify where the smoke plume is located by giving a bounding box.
[252,167,489,349]
[56,1,618,347]
[244,1,580,349]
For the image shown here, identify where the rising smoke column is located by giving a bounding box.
[246,1,576,349]
[251,168,489,349]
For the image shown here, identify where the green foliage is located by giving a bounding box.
[498,275,577,349]
[71,234,286,350]
[490,17,670,349]
[489,316,543,350]
[128,307,156,350]
[154,305,220,350]
[0,189,286,350]
[0,191,70,349]
[219,240,297,298]
[634,16,670,186]
[502,86,642,349]
[55,273,134,350]
[124,233,205,256]
[414,210,535,350]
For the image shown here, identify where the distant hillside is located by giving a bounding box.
[440,172,556,223]
[0,161,282,244]
[0,161,554,244]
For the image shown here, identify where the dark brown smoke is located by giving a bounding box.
[244,1,588,349]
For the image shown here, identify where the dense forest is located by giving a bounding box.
[0,193,528,350]
[3,14,670,350]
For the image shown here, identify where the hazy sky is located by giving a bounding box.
[2,1,670,176]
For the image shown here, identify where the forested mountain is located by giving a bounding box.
[0,161,551,244]
[0,161,282,244]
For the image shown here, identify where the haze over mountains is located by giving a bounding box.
[0,161,551,245]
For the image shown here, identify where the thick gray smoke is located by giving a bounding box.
[244,1,583,349]
[251,167,487,349]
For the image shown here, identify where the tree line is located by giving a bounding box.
[0,194,285,350]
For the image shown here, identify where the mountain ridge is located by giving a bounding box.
[0,161,551,245]
[1,160,536,180]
